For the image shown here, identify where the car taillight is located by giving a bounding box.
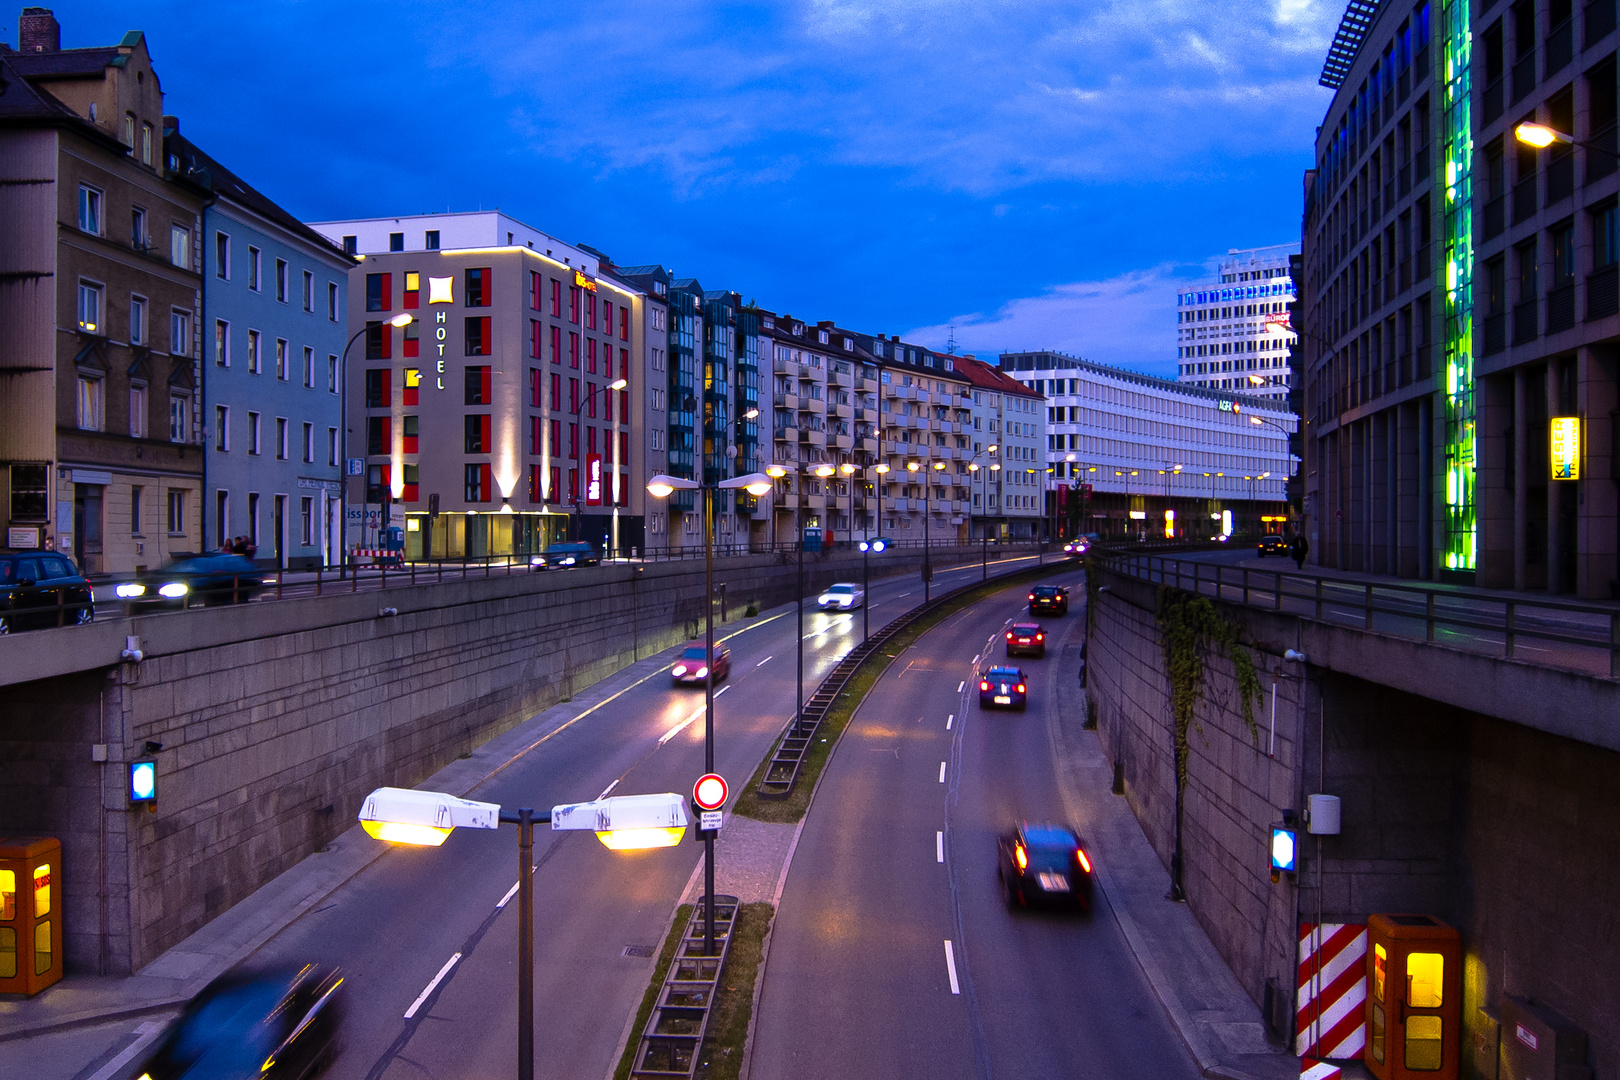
[1076,849,1092,873]
[980,680,990,691]
[1027,594,1035,600]
[1015,845,1027,870]
[1016,684,1025,693]
[1005,632,1013,640]
[1035,633,1044,641]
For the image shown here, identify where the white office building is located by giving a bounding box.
[1175,246,1298,402]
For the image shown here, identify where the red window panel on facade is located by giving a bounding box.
[569,332,580,368]
[402,416,418,454]
[620,430,629,464]
[402,323,419,358]
[550,325,562,365]
[569,286,581,324]
[568,467,578,502]
[549,466,560,504]
[365,368,392,407]
[466,267,491,307]
[619,348,629,379]
[402,463,419,503]
[568,422,578,459]
[587,382,598,418]
[528,463,542,502]
[367,416,390,455]
[530,271,542,311]
[587,426,597,455]
[619,389,629,420]
[365,321,393,360]
[549,419,560,456]
[465,414,491,453]
[550,373,561,409]
[604,388,613,423]
[530,415,543,454]
[366,273,391,312]
[569,378,580,414]
[465,317,492,356]
[465,365,492,405]
[403,368,420,406]
[620,306,629,341]
[586,295,597,331]
[587,338,597,374]
[403,273,419,309]
[530,320,542,359]
[465,462,492,502]
[529,368,542,408]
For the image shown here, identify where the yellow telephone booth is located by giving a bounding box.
[1365,913,1461,1080]
[0,836,64,996]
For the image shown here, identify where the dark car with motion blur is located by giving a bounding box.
[978,665,1027,710]
[114,553,267,611]
[671,642,731,686]
[997,821,1094,912]
[529,541,600,569]
[0,550,94,633]
[1256,534,1288,558]
[1004,621,1046,658]
[132,962,344,1080]
[1027,584,1069,615]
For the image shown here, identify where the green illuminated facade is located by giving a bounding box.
[1440,0,1476,573]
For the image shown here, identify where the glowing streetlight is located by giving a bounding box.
[1514,122,1569,148]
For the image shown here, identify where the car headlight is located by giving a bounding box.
[116,583,146,598]
[530,556,546,566]
[158,582,188,598]
[560,557,576,566]
[672,665,687,676]
[695,666,708,678]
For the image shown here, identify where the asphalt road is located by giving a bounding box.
[83,553,1054,1080]
[749,569,1202,1080]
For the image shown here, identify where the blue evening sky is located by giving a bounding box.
[28,1,1340,378]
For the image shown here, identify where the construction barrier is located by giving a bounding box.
[1296,922,1368,1059]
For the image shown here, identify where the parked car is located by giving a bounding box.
[978,665,1027,710]
[1005,621,1046,658]
[817,582,865,610]
[1028,584,1069,615]
[132,962,344,1080]
[671,642,731,685]
[997,822,1094,911]
[1256,535,1288,558]
[114,553,267,611]
[0,550,94,633]
[530,541,600,569]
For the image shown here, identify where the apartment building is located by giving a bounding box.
[0,12,206,573]
[953,356,1048,539]
[308,212,655,559]
[1176,246,1298,402]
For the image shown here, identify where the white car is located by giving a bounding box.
[817,583,865,610]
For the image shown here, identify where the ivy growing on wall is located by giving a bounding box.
[1156,587,1264,794]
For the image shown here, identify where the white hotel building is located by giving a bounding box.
[1176,246,1298,403]
[998,351,1295,539]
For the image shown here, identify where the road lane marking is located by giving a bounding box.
[936,831,944,863]
[957,681,965,693]
[496,881,521,909]
[971,654,980,664]
[716,684,731,697]
[86,1020,165,1080]
[405,953,462,1018]
[946,713,954,730]
[944,940,961,994]
[939,761,947,783]
[897,592,911,597]
[597,778,620,800]
[659,702,707,746]
[756,655,774,666]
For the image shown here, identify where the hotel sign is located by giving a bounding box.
[585,454,603,505]
[1550,416,1581,480]
[429,275,454,391]
[574,270,597,292]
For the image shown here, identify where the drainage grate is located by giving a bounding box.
[623,944,656,959]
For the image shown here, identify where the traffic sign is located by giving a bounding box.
[700,810,723,831]
[693,773,727,811]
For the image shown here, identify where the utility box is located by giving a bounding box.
[1307,793,1342,835]
[0,836,63,996]
[1364,913,1461,1080]
[1498,995,1591,1080]
[801,527,822,553]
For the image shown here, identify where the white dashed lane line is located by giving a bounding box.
[405,953,462,1019]
[944,940,961,995]
[946,713,954,730]
[938,761,947,783]
[936,831,944,863]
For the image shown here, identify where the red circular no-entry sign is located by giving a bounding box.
[693,773,728,811]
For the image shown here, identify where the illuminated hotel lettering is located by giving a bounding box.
[586,454,603,505]
[434,311,447,389]
[428,276,453,391]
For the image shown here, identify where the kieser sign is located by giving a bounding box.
[586,454,603,506]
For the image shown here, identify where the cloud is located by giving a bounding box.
[904,265,1212,379]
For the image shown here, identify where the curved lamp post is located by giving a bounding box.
[566,377,629,549]
[339,312,413,575]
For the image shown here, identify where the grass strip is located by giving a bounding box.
[733,560,1073,825]
[613,902,692,1080]
[693,902,773,1080]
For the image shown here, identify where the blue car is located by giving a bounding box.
[978,665,1028,710]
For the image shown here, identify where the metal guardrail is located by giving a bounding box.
[627,895,738,1080]
[755,554,1077,799]
[1100,551,1620,680]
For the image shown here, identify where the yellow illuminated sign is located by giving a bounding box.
[574,270,597,292]
[1550,416,1580,480]
[427,276,454,305]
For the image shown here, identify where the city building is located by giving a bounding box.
[0,12,207,573]
[1302,0,1620,598]
[952,356,1048,539]
[998,350,1294,540]
[307,212,656,559]
[166,130,351,568]
[1175,245,1299,402]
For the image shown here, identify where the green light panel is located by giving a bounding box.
[1441,0,1476,571]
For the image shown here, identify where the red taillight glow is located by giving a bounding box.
[1016,684,1026,694]
[1027,594,1035,600]
[1015,845,1027,870]
[1035,633,1044,641]
[980,680,990,691]
[1076,849,1092,873]
[1005,632,1014,640]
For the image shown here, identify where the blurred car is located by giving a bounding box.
[978,665,1027,710]
[1063,538,1090,554]
[1256,535,1288,558]
[817,582,865,610]
[671,642,731,685]
[114,553,266,611]
[529,541,601,569]
[1028,584,1069,615]
[0,550,94,633]
[1004,621,1046,658]
[997,822,1094,911]
[133,962,344,1080]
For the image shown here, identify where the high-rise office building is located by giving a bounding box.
[1175,246,1299,402]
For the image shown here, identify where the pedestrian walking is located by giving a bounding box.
[1290,534,1309,570]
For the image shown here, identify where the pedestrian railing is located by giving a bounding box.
[1099,550,1620,679]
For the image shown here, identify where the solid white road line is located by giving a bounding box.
[936,831,944,863]
[659,703,707,746]
[405,953,462,1019]
[496,881,521,909]
[944,940,961,995]
[938,761,947,783]
[946,713,954,730]
[597,778,621,800]
[86,1020,165,1080]
[756,655,774,666]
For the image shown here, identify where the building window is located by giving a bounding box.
[131,206,148,249]
[342,235,357,256]
[389,232,404,252]
[551,278,562,317]
[464,365,492,404]
[303,346,315,388]
[129,295,147,345]
[215,319,230,366]
[248,411,261,455]
[328,281,340,321]
[129,384,147,439]
[465,267,490,307]
[365,320,391,360]
[167,490,185,535]
[465,317,492,356]
[78,185,103,234]
[303,270,314,312]
[403,368,421,406]
[403,319,419,358]
[464,414,491,453]
[368,416,390,455]
[328,354,338,393]
[404,271,421,309]
[248,492,260,546]
[365,369,391,407]
[141,122,153,165]
[275,258,288,302]
[464,463,491,502]
[215,232,230,278]
[425,230,440,250]
[169,395,189,442]
[403,414,419,453]
[131,486,143,535]
[247,246,261,290]
[215,405,230,450]
[276,338,289,381]
[77,281,103,333]
[275,417,289,459]
[247,328,261,374]
[76,375,104,431]
[328,427,338,466]
[303,422,315,463]
[171,225,191,269]
[301,497,314,544]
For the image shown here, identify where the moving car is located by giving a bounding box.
[530,541,601,569]
[114,553,267,611]
[132,962,344,1080]
[1004,621,1046,657]
[1028,584,1069,615]
[1256,534,1289,558]
[817,582,865,610]
[978,665,1027,710]
[0,550,94,633]
[671,642,731,685]
[998,822,1094,911]
[1063,538,1090,554]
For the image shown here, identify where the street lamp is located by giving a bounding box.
[338,312,413,576]
[357,787,686,1080]
[857,533,887,642]
[839,462,856,552]
[766,463,808,758]
[566,377,629,549]
[645,468,770,957]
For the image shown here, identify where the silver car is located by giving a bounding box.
[817,582,865,610]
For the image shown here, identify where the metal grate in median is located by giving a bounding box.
[628,895,738,1079]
